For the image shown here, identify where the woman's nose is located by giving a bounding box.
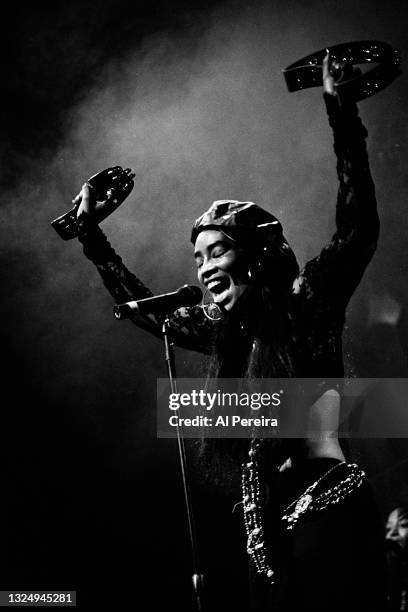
[387,525,399,539]
[199,258,217,281]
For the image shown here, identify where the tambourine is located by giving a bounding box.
[283,40,402,100]
[51,166,134,240]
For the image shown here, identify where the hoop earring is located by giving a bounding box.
[248,264,258,283]
[201,288,224,321]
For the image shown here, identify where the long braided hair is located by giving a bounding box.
[197,230,300,484]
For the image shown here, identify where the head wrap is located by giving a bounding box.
[191,200,282,244]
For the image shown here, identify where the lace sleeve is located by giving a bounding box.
[78,215,215,354]
[295,93,379,310]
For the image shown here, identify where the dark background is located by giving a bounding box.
[2,0,408,609]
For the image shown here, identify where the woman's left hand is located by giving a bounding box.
[322,51,337,96]
[323,51,362,98]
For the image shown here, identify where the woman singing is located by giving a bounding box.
[67,55,386,610]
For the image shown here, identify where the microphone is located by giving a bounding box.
[113,285,203,320]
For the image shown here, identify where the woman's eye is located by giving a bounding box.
[212,247,226,258]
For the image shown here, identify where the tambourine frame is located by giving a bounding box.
[283,40,401,100]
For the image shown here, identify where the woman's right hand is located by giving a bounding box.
[73,183,93,219]
[73,166,135,225]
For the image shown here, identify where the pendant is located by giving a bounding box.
[295,493,313,514]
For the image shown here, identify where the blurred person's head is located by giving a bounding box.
[386,507,408,555]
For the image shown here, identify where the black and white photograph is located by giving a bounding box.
[3,0,408,610]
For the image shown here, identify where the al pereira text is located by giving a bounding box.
[168,415,278,427]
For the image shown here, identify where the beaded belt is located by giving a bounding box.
[241,440,365,584]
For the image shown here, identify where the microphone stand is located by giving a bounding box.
[162,316,205,611]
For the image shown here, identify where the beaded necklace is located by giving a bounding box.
[241,439,365,584]
[241,439,275,581]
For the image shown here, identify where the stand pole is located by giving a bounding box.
[162,317,204,611]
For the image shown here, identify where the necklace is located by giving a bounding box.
[241,439,275,581]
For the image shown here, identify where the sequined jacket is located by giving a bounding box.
[78,94,379,378]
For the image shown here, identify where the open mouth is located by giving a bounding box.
[386,538,402,551]
[207,277,230,295]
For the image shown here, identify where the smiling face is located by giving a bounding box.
[386,508,408,552]
[194,229,249,311]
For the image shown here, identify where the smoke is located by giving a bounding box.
[2,0,408,428]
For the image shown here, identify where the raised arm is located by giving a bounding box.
[296,56,379,309]
[75,183,214,354]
